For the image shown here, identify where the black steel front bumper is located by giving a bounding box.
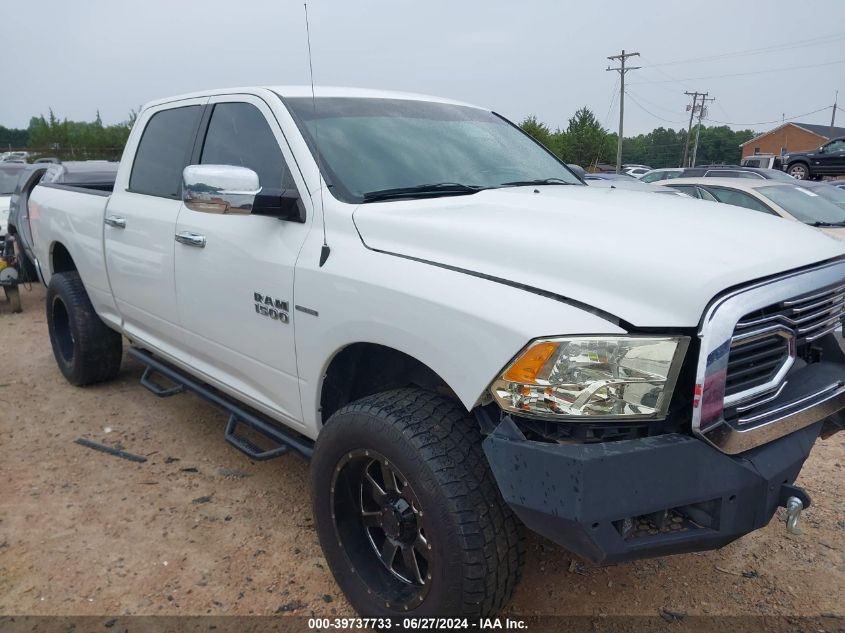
[482,417,833,564]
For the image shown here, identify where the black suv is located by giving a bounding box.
[784,137,845,180]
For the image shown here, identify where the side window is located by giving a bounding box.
[695,186,719,202]
[825,139,845,152]
[668,184,699,198]
[200,102,294,190]
[705,187,774,214]
[130,106,201,198]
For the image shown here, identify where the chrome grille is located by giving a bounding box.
[693,259,845,454]
[725,333,791,397]
[723,281,844,419]
[734,282,845,345]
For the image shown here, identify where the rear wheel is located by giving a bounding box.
[311,388,524,619]
[46,271,122,385]
[4,286,21,313]
[788,162,810,180]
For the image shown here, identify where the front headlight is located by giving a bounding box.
[490,336,689,420]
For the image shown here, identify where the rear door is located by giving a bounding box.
[104,99,205,349]
[173,95,312,426]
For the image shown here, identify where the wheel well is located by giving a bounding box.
[320,343,458,423]
[51,242,77,274]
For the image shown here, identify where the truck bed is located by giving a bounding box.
[29,182,119,326]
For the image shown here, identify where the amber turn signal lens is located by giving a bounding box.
[503,341,558,383]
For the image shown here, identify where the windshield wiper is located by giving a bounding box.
[809,221,845,227]
[499,178,578,187]
[362,182,486,202]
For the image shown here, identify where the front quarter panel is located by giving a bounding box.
[293,212,626,437]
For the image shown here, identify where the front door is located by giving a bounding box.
[173,95,312,427]
[104,99,205,350]
[820,139,845,174]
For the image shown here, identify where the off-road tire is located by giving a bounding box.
[4,285,21,313]
[788,162,810,180]
[46,271,122,385]
[311,388,525,619]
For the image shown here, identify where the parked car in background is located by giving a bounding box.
[584,172,692,196]
[0,163,27,240]
[643,165,794,182]
[1,151,29,163]
[740,154,783,170]
[7,161,119,282]
[622,164,652,177]
[660,177,845,239]
[783,137,845,180]
[639,168,684,183]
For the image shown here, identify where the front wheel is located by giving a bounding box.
[788,162,810,180]
[311,388,524,619]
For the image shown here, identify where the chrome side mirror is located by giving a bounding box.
[183,165,261,215]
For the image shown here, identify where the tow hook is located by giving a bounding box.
[778,484,811,535]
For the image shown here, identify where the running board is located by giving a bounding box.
[129,347,313,461]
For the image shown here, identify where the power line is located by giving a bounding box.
[704,106,831,126]
[624,91,687,125]
[626,89,687,116]
[642,32,845,68]
[630,58,845,85]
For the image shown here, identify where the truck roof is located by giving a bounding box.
[142,86,484,112]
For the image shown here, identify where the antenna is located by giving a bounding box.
[304,3,330,267]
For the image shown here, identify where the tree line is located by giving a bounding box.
[519,107,755,170]
[1,105,755,168]
[0,110,136,161]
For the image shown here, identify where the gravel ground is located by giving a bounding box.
[0,285,843,622]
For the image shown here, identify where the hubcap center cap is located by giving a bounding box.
[381,497,416,542]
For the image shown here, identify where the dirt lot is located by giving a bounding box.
[0,285,843,621]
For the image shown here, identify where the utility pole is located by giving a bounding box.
[606,50,640,173]
[831,90,839,135]
[681,91,704,168]
[690,94,715,168]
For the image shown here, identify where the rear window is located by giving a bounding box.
[129,106,201,198]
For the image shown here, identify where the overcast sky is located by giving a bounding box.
[2,0,843,136]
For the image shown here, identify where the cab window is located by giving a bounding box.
[824,139,845,153]
[200,102,295,190]
[130,106,202,198]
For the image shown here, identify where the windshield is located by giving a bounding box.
[284,97,581,203]
[807,183,845,211]
[757,185,845,225]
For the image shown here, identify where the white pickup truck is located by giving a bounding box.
[28,86,845,619]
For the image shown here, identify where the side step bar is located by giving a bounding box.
[129,347,313,461]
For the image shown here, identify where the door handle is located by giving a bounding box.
[104,215,126,229]
[175,231,207,248]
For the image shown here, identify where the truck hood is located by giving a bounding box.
[352,186,845,327]
[820,226,845,241]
